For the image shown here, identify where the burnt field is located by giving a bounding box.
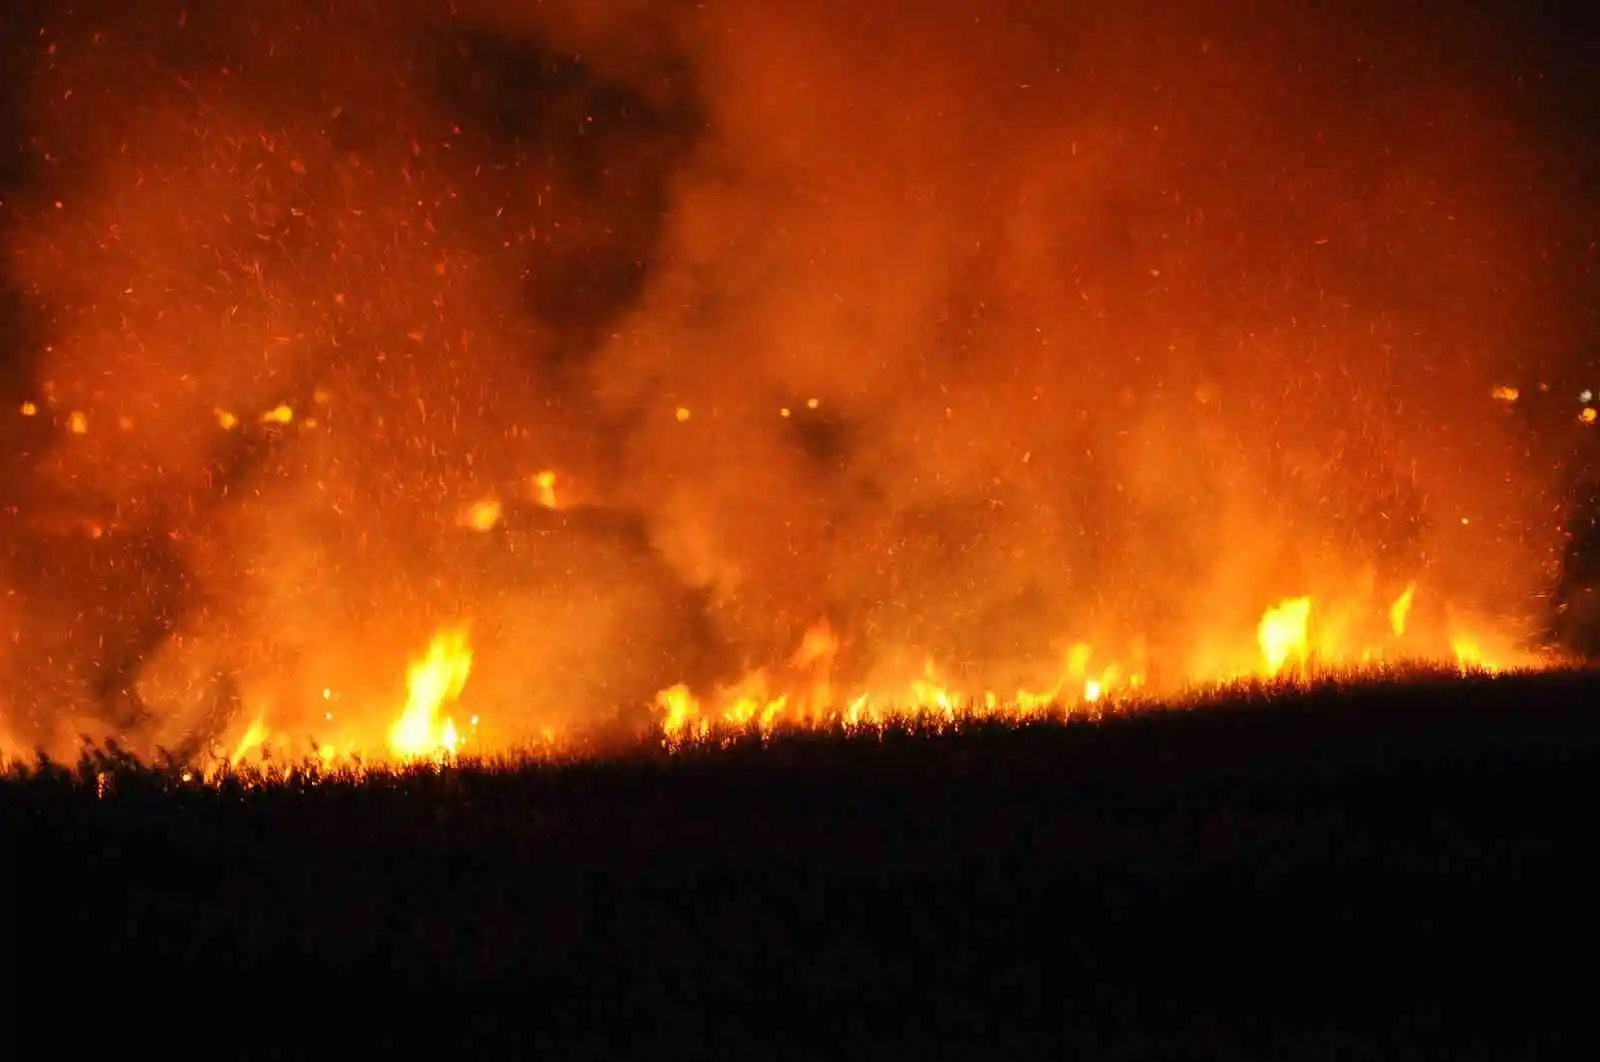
[4,671,1597,1059]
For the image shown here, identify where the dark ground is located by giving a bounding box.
[3,671,1598,1058]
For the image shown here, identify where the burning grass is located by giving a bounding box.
[1,662,1568,790]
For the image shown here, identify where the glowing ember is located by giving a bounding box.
[1491,386,1520,403]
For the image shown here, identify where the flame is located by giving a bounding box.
[229,717,271,767]
[640,587,1540,747]
[389,628,474,761]
[1257,597,1312,676]
[1390,585,1416,638]
[1490,385,1520,403]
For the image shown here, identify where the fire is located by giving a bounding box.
[1390,585,1416,637]
[389,628,474,761]
[646,585,1541,746]
[0,2,1585,779]
[229,717,271,767]
[1258,597,1312,676]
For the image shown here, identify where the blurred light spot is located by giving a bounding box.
[459,498,502,531]
[533,470,558,509]
[675,406,692,422]
[19,401,36,416]
[1490,385,1519,403]
[67,411,88,434]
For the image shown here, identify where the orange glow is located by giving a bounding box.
[460,498,504,532]
[533,470,559,509]
[0,3,1586,770]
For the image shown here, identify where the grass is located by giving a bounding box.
[3,667,1596,1058]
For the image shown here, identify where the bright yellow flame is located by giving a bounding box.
[260,404,294,425]
[655,683,705,743]
[1258,596,1312,675]
[389,628,474,760]
[1452,637,1487,672]
[1490,385,1519,403]
[19,401,37,416]
[229,717,270,766]
[1581,407,1597,426]
[1390,584,1415,637]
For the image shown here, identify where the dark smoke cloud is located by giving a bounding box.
[0,0,1589,756]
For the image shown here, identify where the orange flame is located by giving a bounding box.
[389,628,474,761]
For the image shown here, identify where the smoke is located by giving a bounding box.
[0,0,1588,756]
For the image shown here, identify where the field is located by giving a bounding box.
[2,670,1594,1058]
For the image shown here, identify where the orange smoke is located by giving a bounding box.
[0,0,1588,764]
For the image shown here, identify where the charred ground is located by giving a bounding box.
[4,671,1597,1057]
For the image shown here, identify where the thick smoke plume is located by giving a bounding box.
[0,0,1588,757]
